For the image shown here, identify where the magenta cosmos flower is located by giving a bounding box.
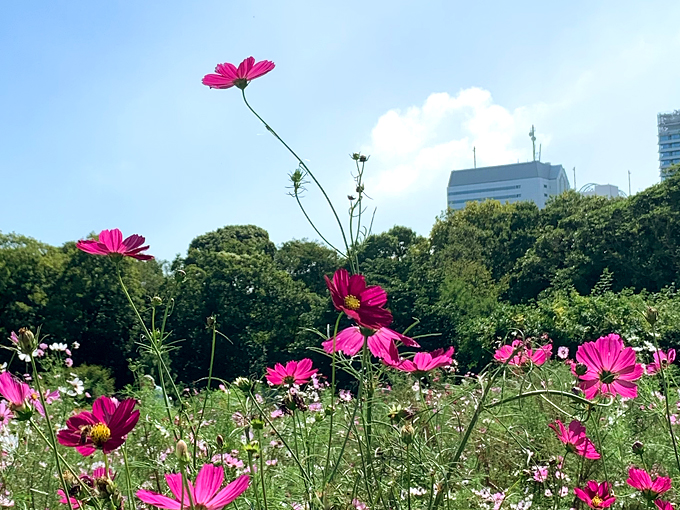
[573,333,643,399]
[0,372,43,417]
[76,229,153,260]
[265,359,318,386]
[202,56,275,90]
[574,481,616,509]
[655,501,674,510]
[137,464,249,510]
[57,395,139,455]
[384,347,454,375]
[325,268,393,329]
[494,339,552,367]
[626,467,672,500]
[647,349,676,375]
[322,326,419,359]
[548,419,600,459]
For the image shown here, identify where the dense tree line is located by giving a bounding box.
[2,174,680,387]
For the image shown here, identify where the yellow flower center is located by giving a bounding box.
[89,423,111,446]
[343,295,361,310]
[591,496,603,508]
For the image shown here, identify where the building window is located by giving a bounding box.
[544,193,548,197]
[544,184,547,188]
[447,184,521,197]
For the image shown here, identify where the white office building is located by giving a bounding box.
[447,161,570,210]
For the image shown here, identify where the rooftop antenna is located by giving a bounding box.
[628,170,631,196]
[573,167,576,189]
[473,146,476,168]
[529,125,536,161]
[538,143,542,162]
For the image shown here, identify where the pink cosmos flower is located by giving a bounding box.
[655,501,674,510]
[626,467,672,500]
[57,395,139,455]
[322,326,418,359]
[573,333,643,399]
[548,420,600,459]
[574,481,616,509]
[76,229,153,260]
[265,359,318,386]
[647,349,676,375]
[0,372,43,416]
[494,339,552,367]
[383,347,454,375]
[325,268,393,329]
[0,402,12,429]
[137,464,249,510]
[202,57,275,90]
[533,466,549,482]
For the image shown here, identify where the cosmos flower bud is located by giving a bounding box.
[401,424,415,444]
[359,155,369,162]
[645,307,659,326]
[632,441,644,456]
[151,296,163,307]
[175,440,191,463]
[216,434,224,449]
[351,153,361,160]
[206,315,216,328]
[233,377,254,393]
[17,328,36,355]
[251,419,264,430]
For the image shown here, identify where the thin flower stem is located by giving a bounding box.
[241,90,354,272]
[28,421,99,506]
[117,266,181,439]
[103,452,110,479]
[485,389,601,409]
[592,407,609,483]
[29,354,73,510]
[194,318,218,468]
[122,442,135,509]
[323,314,343,482]
[406,442,412,510]
[256,428,269,510]
[651,321,680,473]
[294,193,345,256]
[181,468,196,510]
[246,447,262,510]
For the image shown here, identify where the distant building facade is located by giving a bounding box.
[580,183,625,198]
[658,110,680,181]
[447,161,570,210]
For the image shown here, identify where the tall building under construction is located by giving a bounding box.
[658,110,680,181]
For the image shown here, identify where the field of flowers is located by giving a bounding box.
[0,57,678,510]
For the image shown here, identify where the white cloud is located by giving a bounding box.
[363,88,551,198]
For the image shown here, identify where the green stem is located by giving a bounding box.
[122,442,135,509]
[117,266,180,439]
[652,321,680,473]
[294,193,344,256]
[181,468,195,510]
[246,448,262,510]
[29,354,73,510]
[323,313,343,482]
[103,452,110,479]
[406,442,412,510]
[256,428,269,510]
[194,318,218,468]
[29,421,99,506]
[241,90,354,272]
[592,407,609,483]
[485,389,602,409]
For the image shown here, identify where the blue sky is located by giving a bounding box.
[2,1,679,262]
